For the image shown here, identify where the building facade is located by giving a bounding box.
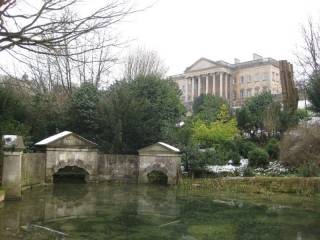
[171,54,282,111]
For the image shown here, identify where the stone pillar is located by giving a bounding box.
[197,76,201,97]
[191,77,195,101]
[220,72,223,97]
[212,73,215,95]
[2,136,25,200]
[185,78,189,103]
[225,73,228,99]
[205,75,209,94]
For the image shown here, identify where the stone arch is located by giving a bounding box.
[143,164,169,177]
[52,159,94,177]
[46,151,99,183]
[144,164,169,185]
[53,165,90,183]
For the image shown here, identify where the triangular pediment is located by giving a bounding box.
[185,58,217,72]
[138,142,180,154]
[35,131,97,148]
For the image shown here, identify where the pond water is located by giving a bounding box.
[0,184,320,240]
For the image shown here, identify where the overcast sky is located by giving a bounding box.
[1,0,320,80]
[119,0,320,76]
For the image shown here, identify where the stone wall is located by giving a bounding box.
[21,153,46,187]
[138,155,181,185]
[98,154,139,183]
[45,148,99,182]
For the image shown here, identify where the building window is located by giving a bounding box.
[263,86,268,92]
[233,91,237,100]
[240,76,245,84]
[247,89,252,97]
[240,89,244,98]
[246,75,251,83]
[263,72,269,81]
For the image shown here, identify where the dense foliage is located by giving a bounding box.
[0,75,185,154]
[307,73,320,113]
[98,75,185,153]
[248,148,269,168]
[192,94,228,122]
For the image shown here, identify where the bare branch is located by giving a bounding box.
[0,0,138,56]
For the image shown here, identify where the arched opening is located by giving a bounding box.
[53,166,89,184]
[147,170,168,185]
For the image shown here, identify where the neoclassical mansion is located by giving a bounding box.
[171,54,282,111]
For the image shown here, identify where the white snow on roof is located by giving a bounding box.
[35,131,72,145]
[158,142,180,152]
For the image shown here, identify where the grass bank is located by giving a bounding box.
[179,177,320,196]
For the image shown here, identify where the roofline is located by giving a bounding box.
[184,57,225,73]
[138,142,180,153]
[35,131,97,146]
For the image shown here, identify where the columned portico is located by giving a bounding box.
[187,72,230,101]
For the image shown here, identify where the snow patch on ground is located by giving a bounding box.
[206,159,249,174]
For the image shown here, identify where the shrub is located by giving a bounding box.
[295,109,310,121]
[298,162,320,177]
[280,124,320,176]
[239,141,256,158]
[266,138,280,160]
[248,148,269,168]
[222,139,241,165]
[229,151,241,165]
[243,167,255,177]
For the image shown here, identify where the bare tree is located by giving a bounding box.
[296,18,320,78]
[27,30,115,95]
[0,0,135,56]
[123,46,168,80]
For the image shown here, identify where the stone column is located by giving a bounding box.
[197,76,201,97]
[191,77,195,101]
[212,73,215,95]
[225,73,228,99]
[220,72,223,97]
[2,136,25,200]
[185,78,189,103]
[205,75,209,94]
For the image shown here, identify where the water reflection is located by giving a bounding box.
[0,184,319,240]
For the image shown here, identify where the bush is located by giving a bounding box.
[243,167,255,177]
[222,140,241,165]
[280,124,320,176]
[248,148,269,168]
[239,141,256,158]
[266,138,280,160]
[295,109,310,121]
[298,162,320,177]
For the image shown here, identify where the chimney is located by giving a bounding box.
[253,53,263,61]
[234,58,240,64]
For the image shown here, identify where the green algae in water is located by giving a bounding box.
[0,184,320,240]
